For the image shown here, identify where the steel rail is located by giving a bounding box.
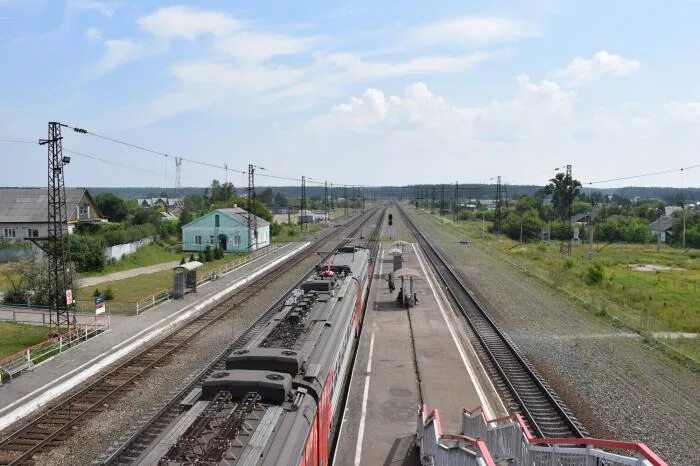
[0,209,378,466]
[397,204,586,439]
[101,207,385,465]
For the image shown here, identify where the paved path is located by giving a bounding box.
[0,242,305,432]
[77,261,181,288]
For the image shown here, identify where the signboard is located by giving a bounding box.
[65,289,73,305]
[95,294,106,315]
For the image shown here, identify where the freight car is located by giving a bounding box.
[151,245,371,466]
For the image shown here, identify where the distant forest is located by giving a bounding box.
[88,185,700,203]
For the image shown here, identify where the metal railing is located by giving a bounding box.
[460,407,667,466]
[0,315,109,384]
[417,406,494,466]
[74,244,290,316]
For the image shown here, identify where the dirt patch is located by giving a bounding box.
[628,264,684,272]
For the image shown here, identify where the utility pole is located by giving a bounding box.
[247,164,257,250]
[440,184,446,215]
[431,185,436,213]
[40,122,74,330]
[588,211,595,260]
[324,181,328,221]
[561,164,573,256]
[300,176,307,231]
[682,168,687,248]
[453,181,459,221]
[494,176,503,234]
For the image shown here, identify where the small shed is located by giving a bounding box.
[388,247,404,271]
[394,267,422,308]
[650,216,674,244]
[173,261,203,299]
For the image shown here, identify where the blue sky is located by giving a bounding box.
[1,0,699,189]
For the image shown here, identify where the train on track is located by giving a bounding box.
[154,245,371,466]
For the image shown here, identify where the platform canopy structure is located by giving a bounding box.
[173,261,203,299]
[387,246,404,272]
[394,267,422,308]
[391,240,411,252]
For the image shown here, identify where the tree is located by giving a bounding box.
[258,188,275,207]
[96,192,128,222]
[544,172,582,221]
[68,235,106,272]
[1,254,49,305]
[274,192,288,208]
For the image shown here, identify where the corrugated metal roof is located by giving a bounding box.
[650,215,674,232]
[0,187,91,223]
[216,207,270,227]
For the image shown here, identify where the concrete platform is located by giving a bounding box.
[0,242,308,433]
[333,208,506,466]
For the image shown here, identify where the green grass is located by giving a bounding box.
[417,209,700,360]
[272,222,325,242]
[75,248,282,306]
[0,322,52,359]
[80,243,183,278]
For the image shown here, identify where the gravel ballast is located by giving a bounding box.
[408,208,699,466]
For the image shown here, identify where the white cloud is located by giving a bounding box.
[214,32,315,63]
[95,39,146,74]
[312,75,574,144]
[138,6,239,40]
[84,27,102,42]
[417,16,537,47]
[555,50,640,87]
[171,62,304,92]
[665,102,700,121]
[313,83,475,131]
[69,0,120,17]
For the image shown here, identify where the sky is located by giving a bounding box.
[1,0,699,190]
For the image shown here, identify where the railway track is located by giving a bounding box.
[0,209,380,466]
[397,204,586,439]
[100,207,386,465]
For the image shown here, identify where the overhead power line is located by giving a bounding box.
[586,162,700,186]
[57,122,366,188]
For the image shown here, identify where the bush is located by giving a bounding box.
[197,253,204,263]
[563,258,574,269]
[596,217,653,244]
[93,288,100,297]
[104,287,115,300]
[458,211,476,221]
[214,247,224,260]
[204,245,213,262]
[586,263,604,285]
[270,222,282,237]
[3,288,29,305]
[179,257,186,265]
[189,254,195,262]
[68,235,105,272]
[503,209,543,242]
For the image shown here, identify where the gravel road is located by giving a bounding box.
[408,208,699,466]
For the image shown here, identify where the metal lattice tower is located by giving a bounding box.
[300,176,307,230]
[41,122,74,330]
[247,164,257,250]
[174,156,182,197]
[494,176,503,233]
